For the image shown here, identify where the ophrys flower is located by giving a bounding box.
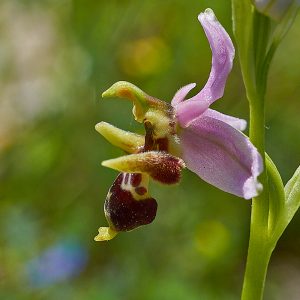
[94,8,263,241]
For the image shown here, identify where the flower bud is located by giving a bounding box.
[253,0,299,20]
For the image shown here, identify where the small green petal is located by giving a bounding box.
[95,121,144,153]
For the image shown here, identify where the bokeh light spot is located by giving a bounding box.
[119,37,171,77]
[195,220,230,259]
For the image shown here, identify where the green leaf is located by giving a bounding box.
[231,0,256,99]
[261,4,299,94]
[284,165,300,224]
[252,10,272,96]
[270,165,300,243]
[265,154,285,234]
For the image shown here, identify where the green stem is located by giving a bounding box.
[232,2,296,299]
[249,97,269,230]
[241,241,272,300]
[249,96,265,157]
[233,6,274,298]
[241,91,270,300]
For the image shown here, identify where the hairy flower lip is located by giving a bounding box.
[103,173,158,232]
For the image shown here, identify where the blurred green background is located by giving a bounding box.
[0,0,299,299]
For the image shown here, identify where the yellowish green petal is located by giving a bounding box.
[95,122,144,153]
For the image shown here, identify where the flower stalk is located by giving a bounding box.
[232,2,273,298]
[242,93,270,300]
[233,1,300,299]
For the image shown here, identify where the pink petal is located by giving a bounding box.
[174,9,235,127]
[173,98,210,128]
[202,109,247,131]
[193,9,235,104]
[179,115,263,199]
[171,83,196,106]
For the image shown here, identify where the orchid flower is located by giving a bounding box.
[95,8,263,241]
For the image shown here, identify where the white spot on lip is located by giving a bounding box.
[120,173,150,200]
